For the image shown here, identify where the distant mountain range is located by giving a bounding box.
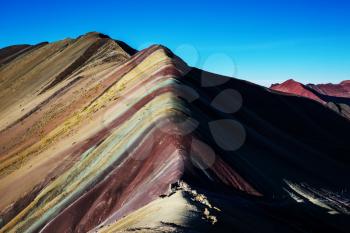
[271,79,350,119]
[1,32,350,233]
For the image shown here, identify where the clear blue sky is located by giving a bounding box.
[1,0,350,86]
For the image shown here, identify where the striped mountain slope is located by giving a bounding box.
[0,33,350,233]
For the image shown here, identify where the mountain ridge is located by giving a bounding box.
[271,79,350,120]
[1,32,350,233]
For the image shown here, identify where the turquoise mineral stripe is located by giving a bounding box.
[14,89,189,232]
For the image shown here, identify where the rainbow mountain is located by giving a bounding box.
[0,32,350,233]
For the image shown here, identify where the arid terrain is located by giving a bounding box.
[0,32,350,233]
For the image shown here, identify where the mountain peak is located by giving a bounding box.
[340,80,350,85]
[282,78,302,85]
[270,78,324,103]
[271,78,350,110]
[80,31,111,39]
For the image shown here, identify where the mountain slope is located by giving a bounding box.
[308,81,350,98]
[270,79,325,103]
[271,79,350,119]
[1,33,350,233]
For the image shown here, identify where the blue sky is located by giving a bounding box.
[1,0,350,86]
